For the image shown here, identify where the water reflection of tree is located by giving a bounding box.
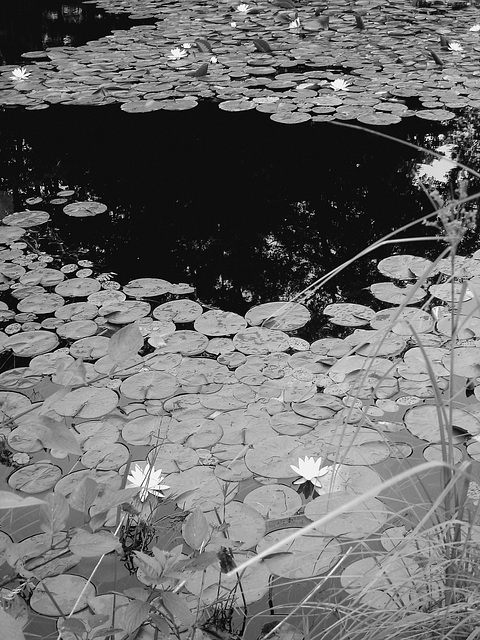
[0,104,449,340]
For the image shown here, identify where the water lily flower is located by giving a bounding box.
[448,41,463,52]
[290,456,330,488]
[167,47,188,60]
[126,462,170,502]
[470,24,480,32]
[231,21,237,27]
[330,78,351,91]
[210,55,218,63]
[183,42,193,49]
[289,17,301,29]
[236,3,250,13]
[10,67,31,81]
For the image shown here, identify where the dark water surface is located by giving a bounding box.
[0,102,456,341]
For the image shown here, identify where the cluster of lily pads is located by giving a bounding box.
[4,0,480,123]
[0,189,479,638]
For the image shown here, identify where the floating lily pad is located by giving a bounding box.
[233,326,290,354]
[305,491,388,538]
[8,462,62,493]
[153,299,203,323]
[120,370,180,401]
[17,293,65,314]
[429,283,472,303]
[245,301,310,331]
[369,282,426,304]
[50,386,119,419]
[55,278,101,298]
[63,201,107,217]
[30,574,96,615]
[404,404,480,443]
[204,501,266,551]
[185,551,270,605]
[154,330,209,355]
[377,255,436,280]
[123,277,171,297]
[194,310,247,336]
[166,465,238,512]
[257,528,341,578]
[4,330,59,356]
[324,303,375,327]
[3,210,50,227]
[244,484,302,518]
[69,336,110,360]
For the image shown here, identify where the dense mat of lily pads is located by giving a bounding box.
[4,0,480,123]
[1,194,480,638]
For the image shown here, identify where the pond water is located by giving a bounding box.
[2,2,480,640]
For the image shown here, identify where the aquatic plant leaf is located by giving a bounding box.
[0,491,46,509]
[39,492,69,535]
[63,201,107,217]
[246,301,310,331]
[183,506,210,550]
[4,330,59,356]
[377,255,435,280]
[194,310,247,336]
[68,477,99,513]
[244,484,302,518]
[162,592,194,627]
[272,0,296,7]
[0,608,26,640]
[426,48,443,65]
[369,282,426,304]
[323,303,375,327]
[252,38,273,53]
[190,63,209,77]
[69,530,122,557]
[185,551,270,605]
[30,574,96,615]
[404,404,480,443]
[305,492,388,537]
[55,277,101,298]
[50,387,119,419]
[8,463,62,494]
[108,321,144,364]
[153,300,203,323]
[257,528,341,578]
[205,501,266,551]
[195,38,212,53]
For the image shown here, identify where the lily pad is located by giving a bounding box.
[63,201,107,217]
[49,386,119,419]
[323,303,375,327]
[120,370,180,400]
[256,528,342,578]
[3,210,50,227]
[55,278,101,298]
[30,574,96,615]
[153,299,203,323]
[244,484,302,518]
[233,326,290,354]
[4,330,59,356]
[194,310,247,336]
[245,301,311,331]
[8,462,62,493]
[304,491,388,537]
[404,404,480,443]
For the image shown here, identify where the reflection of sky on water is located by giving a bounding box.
[415,141,457,183]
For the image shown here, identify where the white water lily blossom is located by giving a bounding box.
[290,456,330,487]
[168,47,188,60]
[289,17,301,29]
[448,41,463,52]
[127,462,170,502]
[236,3,250,12]
[470,24,480,32]
[331,78,351,91]
[210,56,218,64]
[183,42,193,49]
[10,67,31,81]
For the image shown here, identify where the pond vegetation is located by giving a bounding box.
[2,1,480,640]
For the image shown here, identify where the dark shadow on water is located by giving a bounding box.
[0,0,155,65]
[1,102,478,341]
